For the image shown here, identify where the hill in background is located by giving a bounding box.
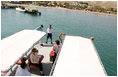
[85,1,117,9]
[55,1,117,9]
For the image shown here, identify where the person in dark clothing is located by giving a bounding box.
[46,25,53,44]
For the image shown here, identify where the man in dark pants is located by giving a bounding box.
[46,25,53,44]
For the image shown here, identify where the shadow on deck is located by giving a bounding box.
[43,44,54,47]
[30,63,53,76]
[42,42,56,47]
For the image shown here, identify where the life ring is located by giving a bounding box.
[58,33,66,41]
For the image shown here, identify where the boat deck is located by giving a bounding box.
[1,29,107,76]
[30,43,54,76]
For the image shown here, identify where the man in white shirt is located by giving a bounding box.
[46,25,53,44]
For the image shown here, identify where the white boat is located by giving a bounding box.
[1,29,107,76]
[16,8,25,12]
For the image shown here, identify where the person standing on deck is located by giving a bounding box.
[36,25,44,46]
[46,25,53,44]
[53,40,60,63]
[36,25,43,31]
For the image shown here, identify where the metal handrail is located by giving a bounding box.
[49,36,66,76]
[90,40,108,76]
[2,28,46,76]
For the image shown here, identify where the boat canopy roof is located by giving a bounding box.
[53,36,107,76]
[1,29,46,72]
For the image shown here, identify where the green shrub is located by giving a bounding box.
[79,2,88,5]
[53,1,57,6]
[32,9,38,12]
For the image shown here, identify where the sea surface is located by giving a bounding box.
[1,7,117,76]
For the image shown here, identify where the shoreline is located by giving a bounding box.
[41,6,117,16]
[4,3,117,16]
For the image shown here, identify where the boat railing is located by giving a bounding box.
[2,31,46,76]
[4,45,34,76]
[49,35,66,76]
[90,40,108,75]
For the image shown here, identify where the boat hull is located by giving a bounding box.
[25,11,41,15]
[16,8,25,12]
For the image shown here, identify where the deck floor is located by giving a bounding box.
[30,43,54,76]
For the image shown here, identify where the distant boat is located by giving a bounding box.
[25,8,41,15]
[16,7,25,12]
[16,7,41,15]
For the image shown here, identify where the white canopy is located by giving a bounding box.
[1,29,46,72]
[53,36,107,76]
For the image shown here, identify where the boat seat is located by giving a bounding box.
[1,72,8,76]
[16,59,22,65]
[16,57,22,65]
[16,50,39,65]
[28,55,44,68]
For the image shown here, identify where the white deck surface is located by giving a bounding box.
[1,29,46,72]
[53,36,106,76]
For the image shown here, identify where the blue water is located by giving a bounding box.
[1,7,117,76]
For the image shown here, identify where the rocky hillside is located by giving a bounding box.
[85,1,117,9]
[55,1,117,9]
